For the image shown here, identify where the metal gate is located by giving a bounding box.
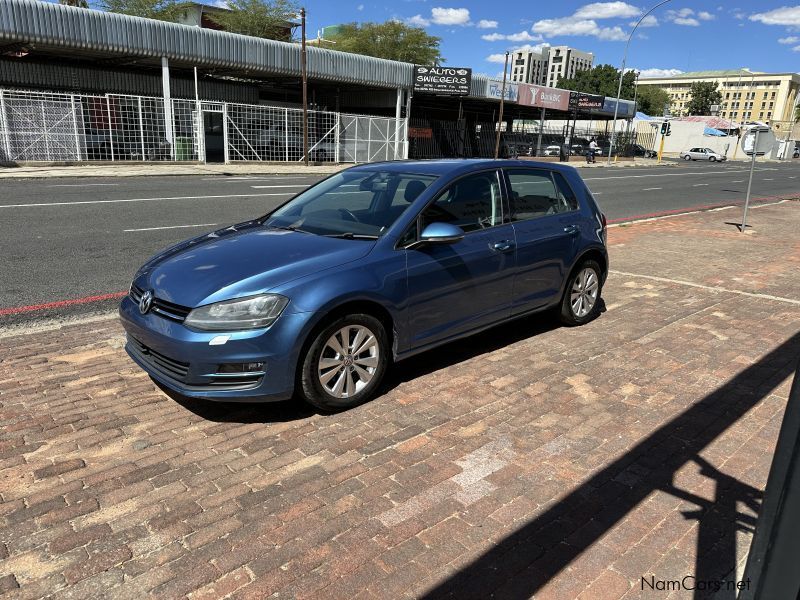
[0,88,407,164]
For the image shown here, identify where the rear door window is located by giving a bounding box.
[505,169,578,222]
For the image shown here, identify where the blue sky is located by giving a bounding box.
[301,1,800,78]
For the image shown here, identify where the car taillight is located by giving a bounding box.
[601,213,607,229]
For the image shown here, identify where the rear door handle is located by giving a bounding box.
[491,240,515,252]
[563,225,579,235]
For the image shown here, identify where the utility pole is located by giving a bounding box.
[494,51,509,159]
[301,8,308,166]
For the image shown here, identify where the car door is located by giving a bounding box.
[503,168,582,315]
[403,170,516,348]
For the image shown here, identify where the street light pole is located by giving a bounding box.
[494,51,509,159]
[607,0,672,165]
[301,7,308,166]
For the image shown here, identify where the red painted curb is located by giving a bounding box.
[0,291,127,317]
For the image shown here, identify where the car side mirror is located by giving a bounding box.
[417,222,465,245]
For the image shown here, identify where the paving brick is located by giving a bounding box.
[3,201,800,598]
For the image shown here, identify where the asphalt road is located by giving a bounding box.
[1,160,798,320]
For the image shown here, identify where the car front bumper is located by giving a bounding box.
[119,295,312,402]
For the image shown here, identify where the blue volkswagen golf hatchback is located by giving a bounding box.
[120,160,607,410]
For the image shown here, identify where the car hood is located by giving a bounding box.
[135,221,374,307]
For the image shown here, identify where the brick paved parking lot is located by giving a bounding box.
[1,201,799,599]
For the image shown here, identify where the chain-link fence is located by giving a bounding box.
[0,88,407,164]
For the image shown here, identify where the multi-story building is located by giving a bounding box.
[636,69,800,125]
[510,46,594,88]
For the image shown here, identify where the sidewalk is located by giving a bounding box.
[0,158,674,179]
[1,201,798,599]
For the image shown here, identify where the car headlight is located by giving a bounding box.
[184,294,289,331]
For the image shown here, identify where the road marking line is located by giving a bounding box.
[124,223,218,232]
[250,185,308,189]
[47,183,120,187]
[591,192,603,195]
[763,178,774,181]
[583,168,777,181]
[731,180,745,183]
[642,187,662,191]
[790,176,797,179]
[693,183,709,187]
[0,192,293,209]
[609,270,800,306]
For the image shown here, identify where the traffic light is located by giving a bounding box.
[660,122,672,136]
[666,122,671,136]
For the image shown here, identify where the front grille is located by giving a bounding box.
[129,337,190,383]
[130,285,191,323]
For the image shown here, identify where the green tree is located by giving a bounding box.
[685,81,723,116]
[207,0,298,42]
[557,64,636,99]
[636,85,671,116]
[329,21,443,65]
[795,104,800,123]
[99,0,189,21]
[60,0,89,7]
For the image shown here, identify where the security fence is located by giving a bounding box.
[0,89,407,164]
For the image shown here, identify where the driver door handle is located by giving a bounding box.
[491,240,515,252]
[563,225,579,236]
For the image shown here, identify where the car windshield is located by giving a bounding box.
[263,170,438,238]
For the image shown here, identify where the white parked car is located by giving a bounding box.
[680,147,727,162]
[543,145,562,156]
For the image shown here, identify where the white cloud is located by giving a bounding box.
[779,36,800,44]
[573,1,641,19]
[673,17,700,26]
[631,15,658,27]
[794,45,800,52]
[638,67,684,78]
[431,7,471,26]
[697,11,715,20]
[534,17,630,41]
[406,14,430,27]
[668,8,695,18]
[485,42,551,63]
[750,6,800,26]
[477,19,498,29]
[486,53,509,63]
[357,3,364,10]
[482,30,543,42]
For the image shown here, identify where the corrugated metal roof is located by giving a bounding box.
[0,0,414,89]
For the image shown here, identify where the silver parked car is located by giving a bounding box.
[680,147,727,162]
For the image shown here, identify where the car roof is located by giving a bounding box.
[347,159,578,177]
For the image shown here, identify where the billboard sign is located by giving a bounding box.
[485,80,519,102]
[413,66,472,95]
[569,92,605,110]
[517,84,570,111]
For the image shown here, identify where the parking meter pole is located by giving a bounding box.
[741,128,759,233]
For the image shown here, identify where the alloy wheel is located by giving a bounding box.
[317,325,380,398]
[570,268,599,318]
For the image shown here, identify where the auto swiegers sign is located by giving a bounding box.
[413,66,472,95]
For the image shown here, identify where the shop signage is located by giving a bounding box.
[485,81,519,102]
[569,92,605,110]
[413,66,472,95]
[517,84,570,111]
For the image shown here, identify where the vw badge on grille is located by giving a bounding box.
[139,290,154,315]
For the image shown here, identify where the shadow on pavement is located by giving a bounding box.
[419,332,800,600]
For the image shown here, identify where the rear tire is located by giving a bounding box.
[559,260,603,326]
[683,155,691,161]
[299,314,389,412]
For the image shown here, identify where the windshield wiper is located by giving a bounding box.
[265,224,313,234]
[325,232,379,240]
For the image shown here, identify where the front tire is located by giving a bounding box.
[709,156,716,162]
[559,260,603,326]
[683,155,691,161]
[299,314,389,411]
